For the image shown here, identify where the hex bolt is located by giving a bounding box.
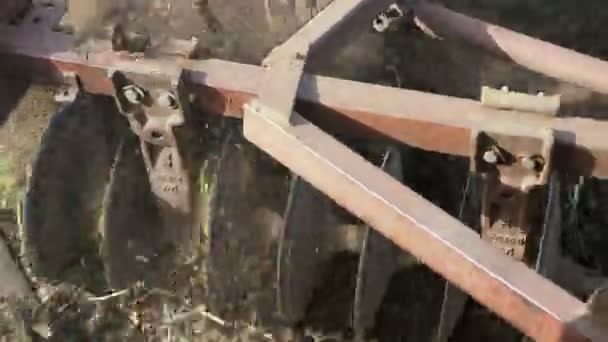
[520,156,536,170]
[372,3,404,33]
[157,91,178,109]
[483,150,498,164]
[372,14,390,32]
[122,85,145,104]
[520,155,544,170]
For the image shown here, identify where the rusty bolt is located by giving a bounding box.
[521,156,535,170]
[483,150,498,164]
[157,91,178,109]
[372,3,404,33]
[520,155,543,170]
[122,85,145,104]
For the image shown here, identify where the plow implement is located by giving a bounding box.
[2,0,608,341]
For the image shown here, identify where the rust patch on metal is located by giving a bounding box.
[299,101,471,156]
[109,70,192,212]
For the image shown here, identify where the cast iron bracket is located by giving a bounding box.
[471,128,554,263]
[109,70,193,213]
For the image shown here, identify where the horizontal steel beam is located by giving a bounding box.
[242,106,606,341]
[2,6,608,179]
[410,1,608,94]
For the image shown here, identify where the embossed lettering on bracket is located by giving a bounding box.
[485,229,527,259]
[152,173,184,195]
[488,232,527,246]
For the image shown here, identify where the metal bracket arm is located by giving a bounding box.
[109,69,193,213]
[471,128,554,263]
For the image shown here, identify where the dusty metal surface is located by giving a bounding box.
[206,124,288,328]
[276,175,345,324]
[23,92,120,287]
[471,129,553,262]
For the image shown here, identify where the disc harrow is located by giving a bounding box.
[1,0,608,341]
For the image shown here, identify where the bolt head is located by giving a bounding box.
[157,91,178,109]
[483,150,498,164]
[372,14,390,32]
[122,85,145,104]
[520,156,536,170]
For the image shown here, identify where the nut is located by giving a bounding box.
[483,150,498,164]
[122,85,145,104]
[157,91,178,109]
[520,155,544,171]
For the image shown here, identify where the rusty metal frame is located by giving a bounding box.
[2,1,608,340]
